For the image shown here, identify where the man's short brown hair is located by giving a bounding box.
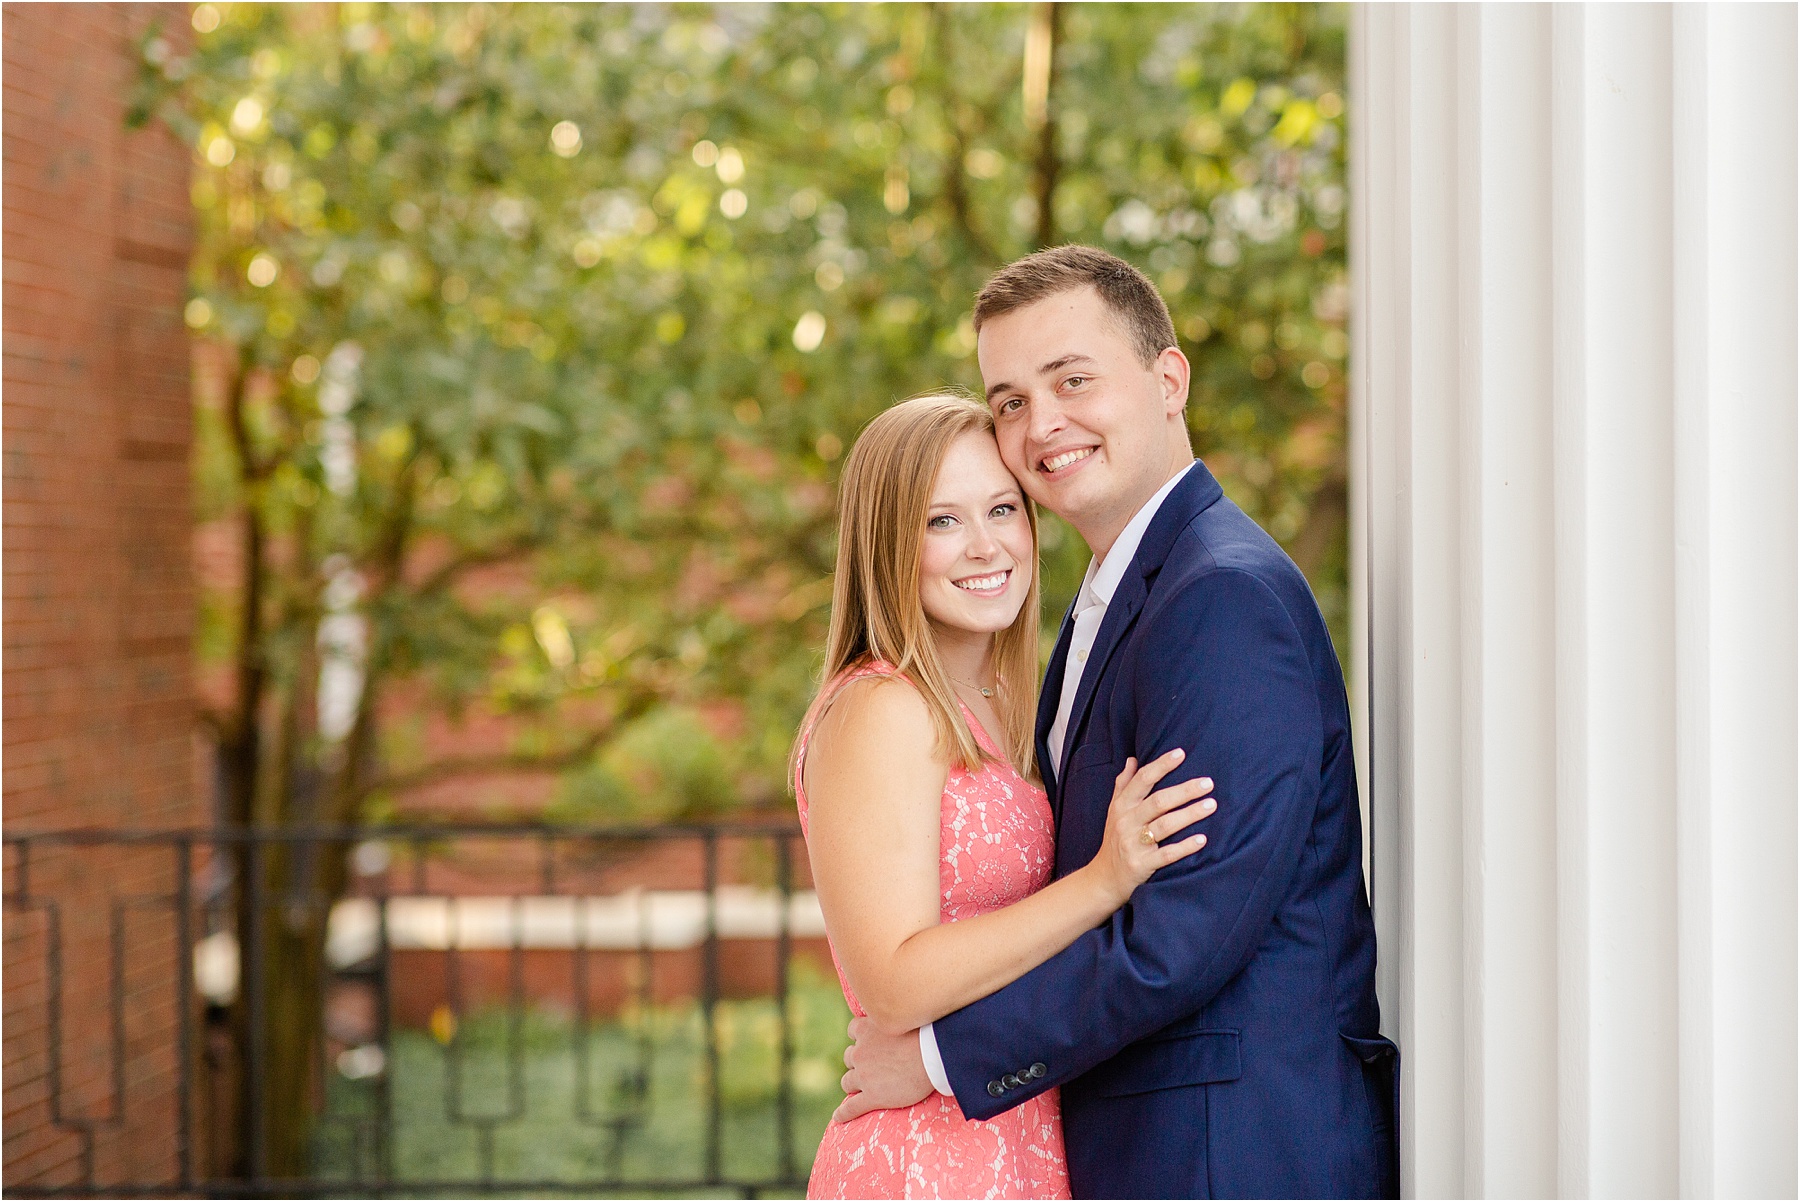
[972,244,1177,367]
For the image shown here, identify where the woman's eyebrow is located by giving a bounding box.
[929,485,1021,508]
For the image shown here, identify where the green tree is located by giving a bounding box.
[140,1,1346,1175]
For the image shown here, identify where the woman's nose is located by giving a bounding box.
[966,522,1000,558]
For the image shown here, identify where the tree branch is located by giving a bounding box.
[319,439,422,825]
[1025,2,1063,249]
[220,345,269,827]
[410,532,549,598]
[224,344,278,485]
[362,686,661,798]
[931,4,1002,265]
[1285,468,1347,583]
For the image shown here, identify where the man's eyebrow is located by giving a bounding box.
[983,354,1098,402]
[1039,353,1097,375]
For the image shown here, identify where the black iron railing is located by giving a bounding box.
[2,823,836,1198]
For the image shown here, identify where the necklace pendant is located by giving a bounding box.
[980,687,993,698]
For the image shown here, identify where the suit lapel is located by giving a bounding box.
[1036,597,1077,807]
[1051,461,1229,794]
[1056,576,1146,788]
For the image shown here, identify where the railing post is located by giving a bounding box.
[175,838,194,1190]
[702,829,722,1184]
[775,833,795,1185]
[245,833,267,1186]
[375,852,393,1190]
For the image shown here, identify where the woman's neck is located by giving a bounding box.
[930,624,996,686]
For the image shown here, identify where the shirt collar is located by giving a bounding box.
[1079,462,1196,610]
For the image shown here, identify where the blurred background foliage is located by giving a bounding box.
[144,1,1348,832]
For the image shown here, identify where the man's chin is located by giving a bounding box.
[1028,477,1096,525]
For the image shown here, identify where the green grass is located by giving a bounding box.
[312,963,851,1197]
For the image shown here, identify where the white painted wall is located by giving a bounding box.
[1349,5,1797,1197]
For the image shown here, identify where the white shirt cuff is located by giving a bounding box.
[919,1023,952,1095]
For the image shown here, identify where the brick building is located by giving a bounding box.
[3,3,200,1190]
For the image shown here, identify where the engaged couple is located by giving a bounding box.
[792,246,1397,1200]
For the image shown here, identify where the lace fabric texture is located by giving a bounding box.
[795,662,1071,1201]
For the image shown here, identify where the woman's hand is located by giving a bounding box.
[1087,749,1216,906]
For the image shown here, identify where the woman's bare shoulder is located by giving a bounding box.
[806,673,944,792]
[812,672,934,753]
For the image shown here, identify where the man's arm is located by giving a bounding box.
[928,565,1323,1120]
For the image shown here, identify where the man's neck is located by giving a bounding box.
[1079,455,1195,566]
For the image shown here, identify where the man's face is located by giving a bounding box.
[978,286,1189,550]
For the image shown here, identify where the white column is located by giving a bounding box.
[1670,7,1800,1199]
[1463,9,1561,1196]
[1350,4,1797,1197]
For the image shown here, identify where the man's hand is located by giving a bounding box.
[832,1016,934,1124]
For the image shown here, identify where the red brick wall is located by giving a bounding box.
[4,3,199,1189]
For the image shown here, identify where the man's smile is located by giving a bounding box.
[1038,446,1097,475]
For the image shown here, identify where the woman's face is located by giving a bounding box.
[918,430,1034,640]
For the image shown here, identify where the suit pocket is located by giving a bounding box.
[1086,1027,1242,1099]
[1340,1031,1400,1199]
[1065,740,1114,776]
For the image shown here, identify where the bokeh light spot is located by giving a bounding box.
[550,121,582,157]
[792,311,826,352]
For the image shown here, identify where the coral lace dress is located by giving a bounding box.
[795,662,1071,1200]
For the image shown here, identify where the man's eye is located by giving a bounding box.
[1063,375,1088,390]
[999,397,1023,415]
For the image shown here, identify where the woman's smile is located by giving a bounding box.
[953,569,1012,596]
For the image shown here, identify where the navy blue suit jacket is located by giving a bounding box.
[933,461,1398,1199]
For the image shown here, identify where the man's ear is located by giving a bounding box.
[1156,345,1192,415]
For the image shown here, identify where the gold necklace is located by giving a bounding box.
[949,674,994,699]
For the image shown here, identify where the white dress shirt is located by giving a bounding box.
[920,463,1195,1095]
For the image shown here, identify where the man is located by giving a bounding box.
[834,246,1397,1199]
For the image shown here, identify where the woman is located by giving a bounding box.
[793,394,1216,1199]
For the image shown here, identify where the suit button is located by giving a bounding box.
[987,1080,1005,1097]
[1028,1062,1047,1079]
[1002,1073,1021,1089]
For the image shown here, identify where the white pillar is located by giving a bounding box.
[1670,8,1800,1198]
[1350,5,1797,1197]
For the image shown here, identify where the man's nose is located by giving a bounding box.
[1024,393,1063,446]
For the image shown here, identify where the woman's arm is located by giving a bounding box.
[803,675,1213,1035]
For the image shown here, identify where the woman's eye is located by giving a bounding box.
[927,514,957,531]
[990,503,1017,519]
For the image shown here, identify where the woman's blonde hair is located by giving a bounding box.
[794,392,1042,780]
